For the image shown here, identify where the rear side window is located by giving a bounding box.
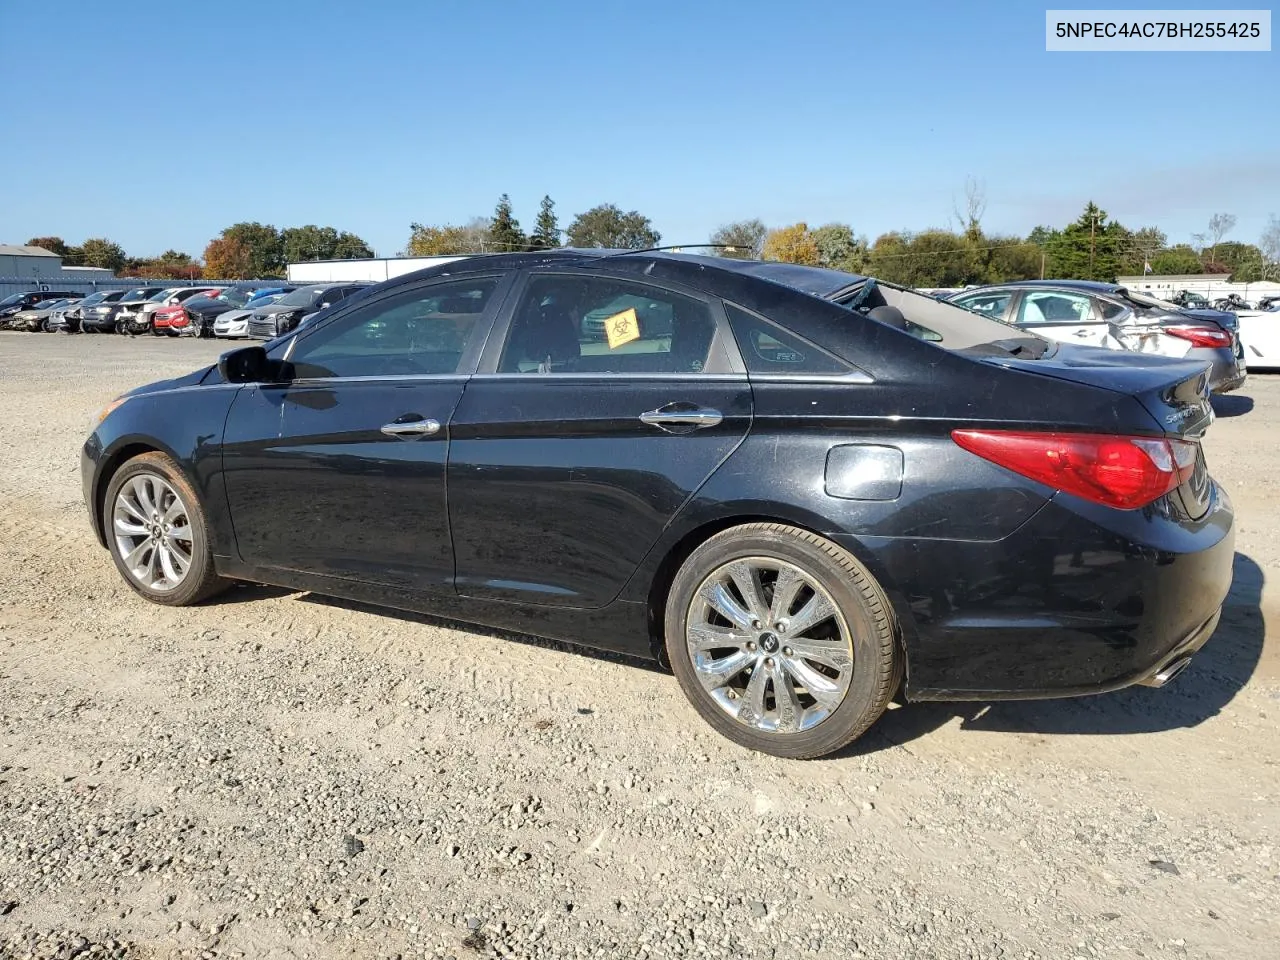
[499,275,716,375]
[1100,300,1128,320]
[724,303,852,375]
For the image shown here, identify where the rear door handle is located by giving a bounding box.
[380,416,441,439]
[639,406,723,430]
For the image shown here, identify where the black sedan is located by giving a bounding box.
[82,251,1234,758]
[246,283,368,339]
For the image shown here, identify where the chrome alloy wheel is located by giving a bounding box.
[685,557,854,734]
[112,474,194,592]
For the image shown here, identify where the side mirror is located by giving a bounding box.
[318,301,331,309]
[218,345,271,383]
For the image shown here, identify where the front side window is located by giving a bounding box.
[287,277,500,379]
[499,275,715,375]
[953,290,1013,319]
[1016,291,1094,325]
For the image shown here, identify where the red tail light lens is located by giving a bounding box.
[1164,325,1232,348]
[952,430,1198,509]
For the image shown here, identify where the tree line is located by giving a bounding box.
[715,196,1280,286]
[23,223,376,280]
[24,188,1280,285]
[404,195,661,256]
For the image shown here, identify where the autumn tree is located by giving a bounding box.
[529,195,561,250]
[219,222,283,277]
[761,223,820,265]
[203,236,254,279]
[487,194,526,252]
[709,219,767,259]
[405,219,490,256]
[25,236,71,258]
[565,204,659,249]
[78,238,127,274]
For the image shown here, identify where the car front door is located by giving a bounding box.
[1012,289,1113,347]
[446,269,753,608]
[221,273,512,592]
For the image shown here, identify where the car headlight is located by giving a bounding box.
[95,396,132,425]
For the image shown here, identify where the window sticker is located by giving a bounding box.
[604,307,641,349]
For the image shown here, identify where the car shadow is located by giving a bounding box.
[1211,394,1254,417]
[297,593,666,675]
[838,552,1267,757]
[209,582,294,604]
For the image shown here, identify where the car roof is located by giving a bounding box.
[1001,279,1123,294]
[374,249,867,301]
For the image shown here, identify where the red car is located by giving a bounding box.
[152,289,223,336]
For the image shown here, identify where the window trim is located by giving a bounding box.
[723,300,871,382]
[279,272,516,379]
[474,268,747,378]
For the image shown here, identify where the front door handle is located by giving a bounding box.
[1072,330,1093,338]
[380,416,441,439]
[639,405,724,430]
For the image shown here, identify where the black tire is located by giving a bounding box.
[103,452,230,607]
[664,523,899,759]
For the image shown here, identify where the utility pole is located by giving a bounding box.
[1040,249,1046,279]
[1089,214,1097,277]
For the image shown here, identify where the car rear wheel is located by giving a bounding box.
[665,523,899,759]
[104,453,230,607]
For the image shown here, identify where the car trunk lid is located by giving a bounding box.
[983,344,1215,517]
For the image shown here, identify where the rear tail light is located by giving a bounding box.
[1164,325,1233,348]
[952,430,1198,509]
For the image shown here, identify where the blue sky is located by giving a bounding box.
[2,0,1276,259]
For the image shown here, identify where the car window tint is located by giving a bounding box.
[724,303,851,375]
[954,291,1012,318]
[1017,291,1093,324]
[499,276,715,375]
[1100,300,1127,320]
[288,278,499,379]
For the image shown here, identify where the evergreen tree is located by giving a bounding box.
[530,195,561,249]
[487,194,526,252]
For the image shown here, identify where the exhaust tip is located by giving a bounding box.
[1141,656,1193,689]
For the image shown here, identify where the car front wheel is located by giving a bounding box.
[104,453,230,606]
[665,523,899,759]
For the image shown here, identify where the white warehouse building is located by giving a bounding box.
[287,255,465,284]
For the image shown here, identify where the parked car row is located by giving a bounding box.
[1,282,375,340]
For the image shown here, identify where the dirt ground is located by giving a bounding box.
[0,333,1276,960]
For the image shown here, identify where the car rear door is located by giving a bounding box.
[1012,289,1114,348]
[446,268,752,608]
[221,273,513,592]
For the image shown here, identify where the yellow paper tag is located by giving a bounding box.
[604,307,641,349]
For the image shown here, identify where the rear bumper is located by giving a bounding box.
[1190,347,1246,393]
[838,483,1236,701]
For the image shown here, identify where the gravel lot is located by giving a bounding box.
[1,332,1277,960]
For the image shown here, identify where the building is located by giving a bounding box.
[0,244,63,281]
[1119,272,1280,303]
[287,255,466,284]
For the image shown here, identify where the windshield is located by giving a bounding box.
[214,288,252,307]
[122,288,155,301]
[277,286,328,307]
[147,289,177,303]
[80,292,107,306]
[247,292,283,306]
[0,293,29,308]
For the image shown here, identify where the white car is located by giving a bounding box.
[1236,303,1280,371]
[213,293,284,339]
